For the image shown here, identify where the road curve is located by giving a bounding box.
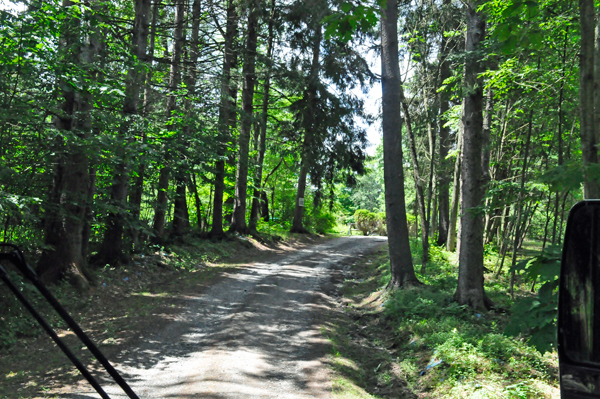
[66,236,387,399]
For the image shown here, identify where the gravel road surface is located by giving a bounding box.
[65,236,387,399]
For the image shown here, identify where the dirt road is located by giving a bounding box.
[63,236,387,399]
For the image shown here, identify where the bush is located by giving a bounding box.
[354,209,386,236]
[375,212,387,235]
[310,210,337,234]
[505,245,561,353]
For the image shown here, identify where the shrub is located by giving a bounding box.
[311,211,337,234]
[505,245,561,353]
[353,209,375,235]
[375,212,387,235]
[353,210,387,236]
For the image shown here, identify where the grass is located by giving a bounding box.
[326,239,559,399]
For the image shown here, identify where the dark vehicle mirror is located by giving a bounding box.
[559,201,600,398]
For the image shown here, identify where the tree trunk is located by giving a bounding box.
[446,127,462,252]
[291,22,322,234]
[99,0,150,265]
[153,0,185,240]
[172,178,190,236]
[400,92,429,272]
[579,0,600,198]
[261,191,270,221]
[431,178,438,238]
[210,0,238,239]
[437,0,452,245]
[189,173,204,230]
[81,166,97,263]
[172,0,202,237]
[381,0,419,288]
[595,4,600,170]
[454,2,491,310]
[230,0,259,233]
[424,90,436,237]
[128,0,159,251]
[37,0,100,289]
[481,88,493,183]
[291,160,310,233]
[509,110,533,277]
[249,0,275,231]
[541,191,552,250]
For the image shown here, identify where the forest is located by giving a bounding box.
[1,0,589,300]
[0,0,599,392]
[0,0,594,305]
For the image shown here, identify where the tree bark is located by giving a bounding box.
[437,0,452,246]
[595,4,600,168]
[400,91,429,272]
[430,178,438,238]
[128,0,159,251]
[446,126,461,252]
[81,166,97,264]
[98,0,150,265]
[481,88,493,183]
[172,178,190,235]
[249,0,276,231]
[454,1,491,310]
[172,0,202,237]
[579,0,600,198]
[423,89,436,237]
[210,0,238,238]
[291,22,322,234]
[230,0,259,233]
[291,160,310,233]
[189,173,204,230]
[381,0,419,288]
[153,0,185,240]
[37,0,100,288]
[508,110,533,296]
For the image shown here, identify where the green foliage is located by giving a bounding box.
[354,209,373,235]
[505,246,561,353]
[377,243,557,397]
[353,209,385,236]
[349,173,384,213]
[485,0,544,54]
[323,1,385,42]
[309,208,338,234]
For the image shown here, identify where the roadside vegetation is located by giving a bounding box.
[326,240,559,399]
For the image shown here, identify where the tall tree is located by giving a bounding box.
[210,0,239,238]
[173,0,203,237]
[37,0,102,288]
[381,0,420,288]
[291,20,321,233]
[400,89,429,271]
[579,0,600,198]
[230,0,259,233]
[437,0,452,245]
[454,1,491,310]
[98,0,150,265]
[249,0,276,231]
[152,0,186,240]
[128,0,160,250]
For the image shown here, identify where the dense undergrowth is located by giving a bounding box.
[328,239,559,399]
